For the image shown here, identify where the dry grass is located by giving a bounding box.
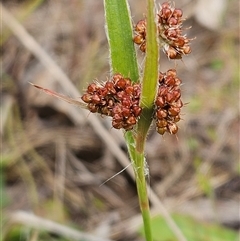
[1,0,239,240]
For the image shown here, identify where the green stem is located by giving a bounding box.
[104,0,158,240]
[136,0,158,152]
[134,152,152,240]
[133,0,158,239]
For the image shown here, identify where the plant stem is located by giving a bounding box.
[104,0,158,240]
[134,151,152,240]
[133,0,158,239]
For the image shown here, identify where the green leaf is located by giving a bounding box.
[136,0,158,152]
[140,0,159,109]
[103,0,139,164]
[104,0,139,82]
[136,0,159,152]
[139,214,239,241]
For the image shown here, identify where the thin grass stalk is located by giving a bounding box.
[131,0,158,239]
[104,0,158,240]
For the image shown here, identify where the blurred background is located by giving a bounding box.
[1,0,239,240]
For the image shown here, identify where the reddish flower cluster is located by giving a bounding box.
[155,69,183,135]
[81,3,191,135]
[81,74,142,131]
[133,19,147,52]
[158,2,191,59]
[133,2,192,59]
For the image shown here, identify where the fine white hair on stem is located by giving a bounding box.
[144,157,150,178]
[100,163,132,186]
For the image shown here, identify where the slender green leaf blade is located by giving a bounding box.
[139,214,239,241]
[141,0,158,109]
[104,0,139,82]
[136,0,159,152]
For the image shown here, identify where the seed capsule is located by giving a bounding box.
[87,83,98,93]
[132,105,142,117]
[133,35,144,45]
[168,107,180,116]
[88,103,98,113]
[168,17,178,26]
[91,94,101,104]
[105,81,116,94]
[135,19,146,34]
[140,42,146,52]
[168,122,178,134]
[165,76,176,86]
[127,115,137,123]
[112,74,123,84]
[157,127,167,135]
[156,109,168,119]
[174,115,181,122]
[81,93,92,103]
[125,85,134,95]
[173,9,183,18]
[183,45,191,54]
[112,119,122,129]
[156,119,168,128]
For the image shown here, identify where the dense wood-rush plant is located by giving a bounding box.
[32,1,192,240]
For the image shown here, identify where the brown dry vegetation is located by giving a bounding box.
[1,0,239,241]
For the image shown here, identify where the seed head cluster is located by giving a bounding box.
[155,69,183,135]
[81,74,142,131]
[81,2,191,135]
[158,2,191,59]
[133,2,192,59]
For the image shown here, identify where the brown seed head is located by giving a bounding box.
[135,19,146,34]
[154,69,183,135]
